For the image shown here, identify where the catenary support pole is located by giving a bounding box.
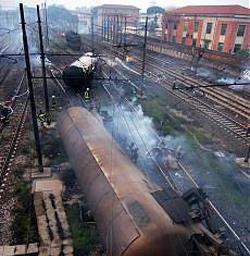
[107,15,110,41]
[44,1,49,48]
[37,5,50,124]
[123,16,127,60]
[124,16,127,46]
[112,15,115,44]
[244,144,250,163]
[91,15,94,52]
[141,16,148,96]
[116,15,119,45]
[20,3,43,172]
[101,13,104,40]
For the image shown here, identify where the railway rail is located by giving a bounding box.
[136,54,250,120]
[83,36,250,121]
[0,71,28,202]
[0,62,12,86]
[46,54,250,254]
[81,37,250,146]
[100,67,250,255]
[114,60,250,146]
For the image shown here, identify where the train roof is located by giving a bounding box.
[70,56,95,69]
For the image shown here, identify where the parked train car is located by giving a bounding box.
[65,31,81,51]
[62,53,98,89]
[58,107,203,256]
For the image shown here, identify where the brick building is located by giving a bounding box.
[163,5,250,54]
[92,4,140,36]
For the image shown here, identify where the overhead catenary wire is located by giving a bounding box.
[101,79,155,190]
[101,70,178,192]
[101,76,190,256]
[105,60,250,255]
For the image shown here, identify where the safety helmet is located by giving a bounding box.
[86,88,90,91]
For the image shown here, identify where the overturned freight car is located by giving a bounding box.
[62,53,98,89]
[58,107,237,256]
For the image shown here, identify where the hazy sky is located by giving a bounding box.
[1,0,249,11]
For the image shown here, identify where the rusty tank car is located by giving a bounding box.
[58,107,233,256]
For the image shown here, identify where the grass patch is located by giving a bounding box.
[188,127,214,145]
[41,132,67,164]
[12,179,38,244]
[139,96,186,136]
[65,204,103,256]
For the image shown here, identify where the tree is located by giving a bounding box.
[48,5,78,31]
[147,6,165,15]
[235,49,249,58]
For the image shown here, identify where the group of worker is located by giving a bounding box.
[37,94,57,126]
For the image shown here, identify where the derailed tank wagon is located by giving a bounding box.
[62,53,98,90]
[58,107,238,256]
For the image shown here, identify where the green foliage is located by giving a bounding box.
[12,180,38,244]
[48,5,78,27]
[140,95,185,136]
[189,127,213,144]
[235,49,250,58]
[147,6,165,14]
[66,204,102,255]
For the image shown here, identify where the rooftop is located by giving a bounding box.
[94,4,140,10]
[168,5,250,16]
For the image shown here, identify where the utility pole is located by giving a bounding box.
[124,16,127,46]
[107,15,110,41]
[123,16,127,60]
[112,15,116,45]
[102,15,107,41]
[91,15,94,52]
[101,13,104,40]
[37,5,50,125]
[244,144,250,163]
[116,15,119,45]
[141,16,148,96]
[111,16,114,42]
[44,1,49,47]
[20,3,43,172]
[117,15,120,45]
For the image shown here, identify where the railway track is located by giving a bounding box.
[0,62,12,86]
[81,37,250,146]
[113,61,250,146]
[83,36,250,122]
[0,71,28,202]
[100,68,250,255]
[47,55,250,254]
[138,54,250,120]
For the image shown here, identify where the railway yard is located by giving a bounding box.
[0,4,250,256]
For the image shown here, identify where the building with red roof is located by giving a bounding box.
[163,5,250,53]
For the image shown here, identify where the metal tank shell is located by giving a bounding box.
[58,107,193,256]
[62,55,96,89]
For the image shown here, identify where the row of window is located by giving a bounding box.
[173,37,242,53]
[217,42,242,53]
[206,23,246,36]
[170,21,246,37]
